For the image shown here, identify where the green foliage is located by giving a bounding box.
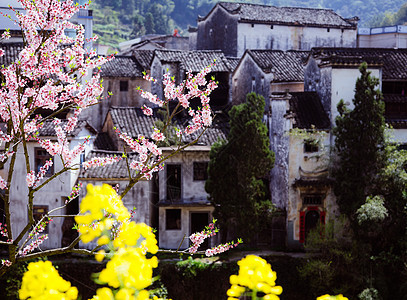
[205,93,275,243]
[358,288,381,300]
[332,62,386,222]
[298,221,365,298]
[356,195,388,225]
[176,256,211,278]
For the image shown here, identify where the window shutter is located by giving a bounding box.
[299,211,305,243]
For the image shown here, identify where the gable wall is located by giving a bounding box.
[237,23,357,57]
[232,54,273,107]
[196,6,239,57]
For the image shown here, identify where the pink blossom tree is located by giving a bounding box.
[0,0,219,276]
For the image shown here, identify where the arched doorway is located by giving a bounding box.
[305,210,320,240]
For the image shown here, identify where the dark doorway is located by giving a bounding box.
[305,210,320,240]
[61,196,79,247]
[190,212,209,250]
[167,164,181,201]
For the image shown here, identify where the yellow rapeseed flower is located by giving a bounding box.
[98,247,158,290]
[317,295,349,300]
[227,255,282,300]
[19,261,78,300]
[75,184,131,244]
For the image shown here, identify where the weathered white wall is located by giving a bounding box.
[158,206,215,249]
[269,96,291,210]
[6,128,94,250]
[331,68,381,126]
[286,134,338,243]
[389,128,407,144]
[237,23,357,57]
[158,147,210,202]
[271,82,304,93]
[157,147,216,249]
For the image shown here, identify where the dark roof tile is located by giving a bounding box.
[0,43,24,66]
[79,150,138,179]
[109,107,227,147]
[215,2,355,28]
[38,120,96,137]
[310,48,407,80]
[133,50,154,71]
[248,50,309,82]
[99,56,143,78]
[154,50,232,72]
[289,92,330,129]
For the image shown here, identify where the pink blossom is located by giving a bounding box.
[83,155,122,169]
[141,105,153,116]
[151,128,165,142]
[26,171,36,187]
[0,49,4,57]
[1,31,10,40]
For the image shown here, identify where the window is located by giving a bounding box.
[303,195,323,205]
[35,148,54,176]
[166,209,181,230]
[193,162,208,181]
[33,205,49,233]
[120,80,128,92]
[251,77,256,92]
[167,164,181,200]
[304,140,319,153]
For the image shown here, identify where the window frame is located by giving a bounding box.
[35,147,54,177]
[165,209,181,230]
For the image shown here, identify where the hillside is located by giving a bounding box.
[90,0,407,49]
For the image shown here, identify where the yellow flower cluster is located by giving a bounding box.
[75,184,130,244]
[113,222,158,254]
[75,184,160,299]
[317,295,349,300]
[227,255,283,300]
[99,247,158,290]
[19,261,78,300]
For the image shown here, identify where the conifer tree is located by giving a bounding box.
[205,93,275,242]
[332,62,386,221]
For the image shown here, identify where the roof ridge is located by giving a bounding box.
[219,1,334,12]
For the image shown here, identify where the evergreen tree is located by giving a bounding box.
[144,12,155,34]
[205,93,275,243]
[332,62,386,222]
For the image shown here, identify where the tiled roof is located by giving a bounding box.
[133,50,154,71]
[109,107,227,146]
[226,57,240,72]
[0,43,24,66]
[210,2,355,28]
[79,150,138,179]
[248,50,309,82]
[383,94,407,129]
[99,56,143,78]
[310,48,407,80]
[289,92,330,129]
[38,120,96,137]
[154,50,233,72]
